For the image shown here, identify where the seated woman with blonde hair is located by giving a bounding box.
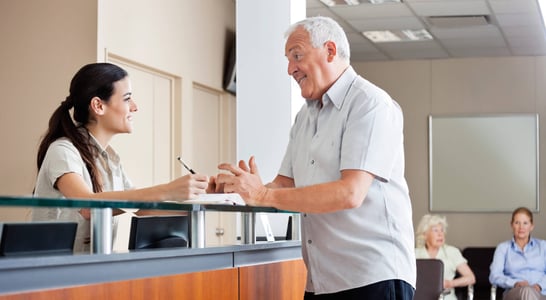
[415,214,476,300]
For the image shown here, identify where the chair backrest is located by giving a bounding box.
[415,259,445,300]
[462,247,502,300]
[128,215,190,250]
[0,222,77,257]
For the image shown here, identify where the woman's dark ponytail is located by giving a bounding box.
[36,63,128,193]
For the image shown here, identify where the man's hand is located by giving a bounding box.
[217,156,268,205]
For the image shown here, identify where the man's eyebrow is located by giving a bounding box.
[123,92,132,97]
[290,45,302,51]
[286,46,301,55]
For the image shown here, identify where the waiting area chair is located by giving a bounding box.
[0,222,77,257]
[454,247,503,300]
[415,259,449,300]
[128,215,190,250]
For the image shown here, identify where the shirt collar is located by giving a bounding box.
[510,237,536,249]
[88,132,106,152]
[81,128,121,164]
[305,66,358,110]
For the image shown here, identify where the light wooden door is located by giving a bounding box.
[108,57,173,187]
[192,84,237,247]
[107,55,175,251]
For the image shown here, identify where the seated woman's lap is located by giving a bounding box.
[503,286,546,300]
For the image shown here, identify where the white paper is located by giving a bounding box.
[166,193,246,206]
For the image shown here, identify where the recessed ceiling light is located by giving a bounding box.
[369,0,402,3]
[320,0,400,5]
[403,29,433,41]
[362,29,433,43]
[362,31,401,43]
[320,0,360,6]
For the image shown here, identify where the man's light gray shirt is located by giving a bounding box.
[279,66,416,294]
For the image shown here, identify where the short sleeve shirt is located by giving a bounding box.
[278,66,416,294]
[32,133,133,253]
[489,237,546,294]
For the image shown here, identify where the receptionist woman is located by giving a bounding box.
[32,63,210,252]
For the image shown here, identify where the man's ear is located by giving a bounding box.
[90,97,105,115]
[325,41,337,62]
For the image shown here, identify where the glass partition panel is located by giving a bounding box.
[0,195,296,254]
[0,195,286,213]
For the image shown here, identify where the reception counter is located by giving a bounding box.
[0,241,305,299]
[0,196,306,299]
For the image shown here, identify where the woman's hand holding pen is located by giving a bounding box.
[163,174,208,200]
[169,157,208,200]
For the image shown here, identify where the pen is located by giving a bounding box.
[177,156,196,174]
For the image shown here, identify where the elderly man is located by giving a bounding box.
[216,16,416,299]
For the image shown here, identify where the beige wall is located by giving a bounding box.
[98,0,236,164]
[354,56,546,248]
[0,0,97,220]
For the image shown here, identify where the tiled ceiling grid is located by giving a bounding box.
[306,0,546,61]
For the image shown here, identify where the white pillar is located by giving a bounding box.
[236,0,306,181]
[236,0,306,239]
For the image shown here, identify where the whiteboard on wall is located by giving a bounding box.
[428,114,539,212]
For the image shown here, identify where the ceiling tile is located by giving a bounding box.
[306,7,340,19]
[377,39,444,50]
[501,25,546,38]
[385,48,450,60]
[351,51,390,61]
[306,0,326,9]
[431,24,503,39]
[488,0,539,14]
[347,16,425,31]
[329,3,413,19]
[346,32,375,46]
[406,0,484,2]
[448,47,511,57]
[506,36,546,48]
[441,37,507,48]
[305,0,546,61]
[408,0,490,17]
[496,13,542,27]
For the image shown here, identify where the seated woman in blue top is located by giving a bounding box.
[490,207,546,300]
[415,214,476,300]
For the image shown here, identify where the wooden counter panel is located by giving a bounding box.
[0,268,238,300]
[239,259,307,300]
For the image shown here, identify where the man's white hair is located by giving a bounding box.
[285,16,351,62]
